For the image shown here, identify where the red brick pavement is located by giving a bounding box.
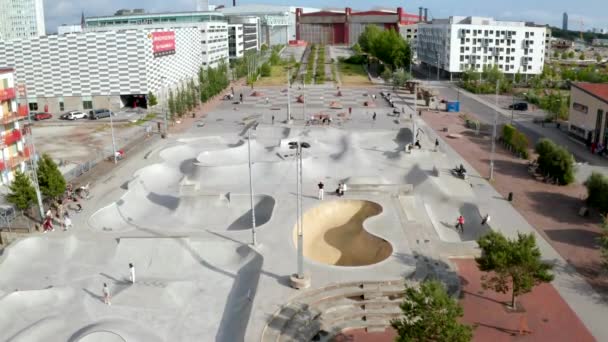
[332,327,397,342]
[454,258,595,342]
[422,110,608,294]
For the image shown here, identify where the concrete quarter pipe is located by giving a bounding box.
[295,200,393,267]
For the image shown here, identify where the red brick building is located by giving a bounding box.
[295,7,421,45]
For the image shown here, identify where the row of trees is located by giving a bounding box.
[501,124,530,159]
[315,45,326,83]
[461,65,513,94]
[7,154,66,215]
[305,44,316,84]
[535,138,575,185]
[168,79,199,120]
[391,230,553,341]
[524,89,570,121]
[358,25,412,70]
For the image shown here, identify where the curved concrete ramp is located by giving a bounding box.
[295,200,393,266]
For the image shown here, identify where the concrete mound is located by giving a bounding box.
[295,200,393,267]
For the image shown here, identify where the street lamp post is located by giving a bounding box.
[288,141,311,289]
[21,86,44,221]
[247,130,257,246]
[412,83,417,146]
[489,79,499,180]
[109,108,117,164]
[287,68,291,122]
[511,92,515,125]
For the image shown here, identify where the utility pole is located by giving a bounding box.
[510,92,515,125]
[489,79,499,180]
[162,77,168,136]
[436,51,440,80]
[19,85,44,221]
[109,108,117,164]
[412,83,417,146]
[288,141,311,289]
[287,68,291,122]
[247,130,257,246]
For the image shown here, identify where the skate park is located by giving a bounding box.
[0,85,494,341]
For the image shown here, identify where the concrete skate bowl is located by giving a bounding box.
[88,189,275,232]
[68,320,163,342]
[295,200,393,267]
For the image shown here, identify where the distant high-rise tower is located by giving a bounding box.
[196,0,209,11]
[0,0,46,40]
[563,12,568,31]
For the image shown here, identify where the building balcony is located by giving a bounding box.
[4,129,23,146]
[0,147,30,171]
[1,109,27,125]
[0,87,16,102]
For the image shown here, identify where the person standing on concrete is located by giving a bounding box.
[42,216,54,233]
[239,93,243,103]
[272,115,275,125]
[129,263,135,284]
[63,213,72,231]
[372,112,377,121]
[102,283,111,305]
[456,215,465,233]
[435,138,439,152]
[317,182,324,200]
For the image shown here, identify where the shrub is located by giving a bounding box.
[502,124,516,145]
[535,138,575,185]
[585,172,608,213]
[512,131,530,159]
[344,54,367,65]
[260,62,271,77]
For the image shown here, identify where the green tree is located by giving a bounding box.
[568,51,575,59]
[579,52,586,61]
[392,68,411,89]
[584,172,608,213]
[391,280,473,342]
[147,91,158,107]
[358,25,382,53]
[596,53,602,63]
[535,138,575,185]
[561,51,568,60]
[269,50,281,66]
[553,50,559,58]
[599,216,608,268]
[37,154,66,200]
[352,43,362,54]
[168,89,176,120]
[476,231,554,310]
[261,62,272,77]
[260,44,268,52]
[6,170,37,212]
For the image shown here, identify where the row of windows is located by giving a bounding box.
[28,101,92,111]
[460,63,533,71]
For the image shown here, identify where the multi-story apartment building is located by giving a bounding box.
[84,11,229,68]
[227,16,260,52]
[0,0,45,41]
[228,25,245,59]
[417,16,547,78]
[0,68,31,185]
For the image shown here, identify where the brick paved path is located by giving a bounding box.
[454,258,595,342]
[422,110,608,294]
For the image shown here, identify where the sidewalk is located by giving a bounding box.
[418,110,608,340]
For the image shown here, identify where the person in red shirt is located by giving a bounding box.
[456,215,465,233]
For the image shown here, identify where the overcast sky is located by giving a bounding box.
[45,0,607,33]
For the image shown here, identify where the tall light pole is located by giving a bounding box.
[109,108,117,164]
[247,130,257,245]
[489,79,499,180]
[21,86,44,220]
[287,67,291,122]
[288,141,311,289]
[412,83,417,146]
[162,77,168,136]
[436,51,440,80]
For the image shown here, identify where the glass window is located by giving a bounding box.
[59,102,65,111]
[29,102,38,111]
[83,101,93,110]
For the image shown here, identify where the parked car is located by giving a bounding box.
[64,111,87,120]
[88,109,113,120]
[508,102,529,111]
[33,112,52,121]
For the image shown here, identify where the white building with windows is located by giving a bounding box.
[417,16,547,78]
[228,24,245,59]
[0,0,45,40]
[227,16,260,52]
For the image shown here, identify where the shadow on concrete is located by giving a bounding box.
[526,191,591,225]
[180,158,197,174]
[383,128,412,159]
[551,258,608,304]
[82,288,103,303]
[329,135,350,161]
[545,228,601,250]
[479,158,529,180]
[227,196,276,231]
[146,192,180,211]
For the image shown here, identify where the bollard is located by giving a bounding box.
[508,192,513,201]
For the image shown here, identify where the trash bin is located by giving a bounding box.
[508,192,513,201]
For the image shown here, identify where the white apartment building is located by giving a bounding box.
[227,16,260,52]
[0,0,45,40]
[399,24,418,61]
[228,25,245,59]
[417,16,547,78]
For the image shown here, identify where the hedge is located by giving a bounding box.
[534,138,575,185]
[584,172,608,213]
[501,124,529,159]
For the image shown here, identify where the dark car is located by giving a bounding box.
[508,102,528,111]
[33,112,52,120]
[88,109,112,120]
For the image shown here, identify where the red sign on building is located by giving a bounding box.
[151,31,176,57]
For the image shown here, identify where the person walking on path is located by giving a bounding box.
[42,217,54,233]
[63,213,72,231]
[456,215,465,233]
[372,112,377,121]
[317,182,324,200]
[435,138,439,152]
[271,115,275,125]
[102,283,111,305]
[129,263,135,284]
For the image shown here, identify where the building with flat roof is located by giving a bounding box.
[228,16,260,51]
[0,27,208,114]
[568,82,608,146]
[0,68,31,185]
[417,16,547,78]
[0,0,45,41]
[228,24,244,59]
[57,24,83,35]
[296,7,420,45]
[218,5,319,46]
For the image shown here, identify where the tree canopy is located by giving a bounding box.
[391,280,473,342]
[358,25,412,70]
[476,231,554,309]
[534,138,575,185]
[37,154,66,200]
[6,171,37,211]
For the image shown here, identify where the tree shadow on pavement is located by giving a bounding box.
[551,259,608,305]
[479,158,529,180]
[526,190,597,225]
[544,229,601,249]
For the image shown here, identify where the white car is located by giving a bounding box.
[65,111,87,120]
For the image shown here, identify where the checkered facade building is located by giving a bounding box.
[0,27,205,98]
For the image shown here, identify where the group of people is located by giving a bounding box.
[42,205,72,233]
[102,263,136,306]
[454,214,491,234]
[317,181,348,200]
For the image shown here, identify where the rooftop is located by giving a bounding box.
[0,67,14,74]
[573,82,608,103]
[86,11,224,20]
